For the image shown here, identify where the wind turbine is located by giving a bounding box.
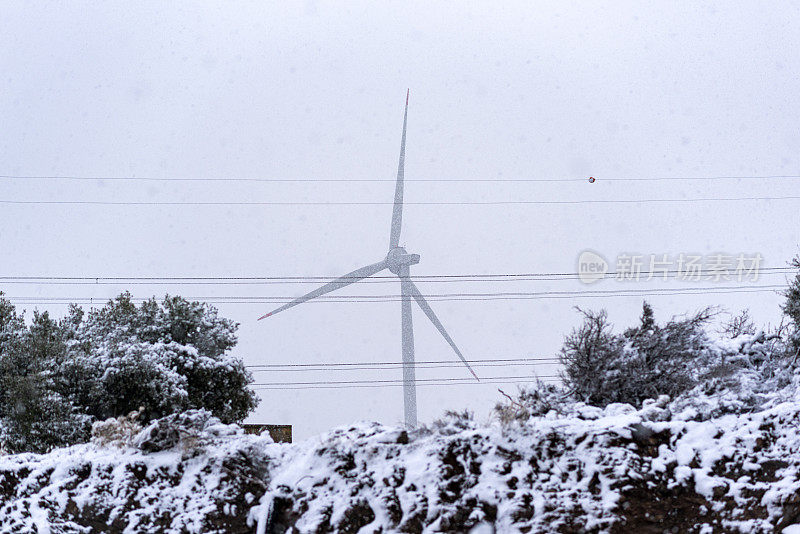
[258,90,479,428]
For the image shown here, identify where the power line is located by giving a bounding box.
[246,358,560,372]
[0,267,792,283]
[1,196,799,206]
[2,174,799,183]
[251,377,560,390]
[245,357,559,368]
[0,270,792,286]
[1,285,786,306]
[1,284,784,301]
[249,363,557,372]
[250,375,560,390]
[1,290,782,305]
[250,374,559,387]
[596,175,800,182]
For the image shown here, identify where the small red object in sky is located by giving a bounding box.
[588,176,596,183]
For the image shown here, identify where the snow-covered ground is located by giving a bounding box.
[3,336,800,533]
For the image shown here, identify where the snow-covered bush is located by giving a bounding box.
[91,408,248,454]
[57,293,259,426]
[722,309,757,338]
[425,409,477,435]
[560,302,716,408]
[495,381,572,425]
[670,325,797,420]
[783,255,800,354]
[0,303,90,453]
[91,407,145,447]
[0,292,258,453]
[132,409,246,454]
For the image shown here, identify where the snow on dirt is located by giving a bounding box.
[2,336,800,532]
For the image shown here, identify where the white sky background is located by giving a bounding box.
[1,2,799,440]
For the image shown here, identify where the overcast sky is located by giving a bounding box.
[1,2,799,440]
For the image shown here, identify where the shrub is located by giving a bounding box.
[495,381,569,425]
[560,302,715,408]
[783,255,800,354]
[0,305,90,453]
[91,408,145,448]
[58,293,259,424]
[91,408,243,454]
[0,292,258,452]
[426,410,477,435]
[721,310,756,338]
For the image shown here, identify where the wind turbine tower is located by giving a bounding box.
[259,91,479,428]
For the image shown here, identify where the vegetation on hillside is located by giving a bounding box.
[0,293,258,453]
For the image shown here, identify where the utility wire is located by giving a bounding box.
[2,291,781,305]
[250,375,559,387]
[1,286,785,306]
[249,363,558,372]
[251,377,560,390]
[1,196,799,206]
[246,361,561,372]
[0,270,791,285]
[245,357,559,368]
[1,284,785,302]
[0,267,791,282]
[2,174,799,183]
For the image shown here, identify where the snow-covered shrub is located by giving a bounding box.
[662,317,797,420]
[557,307,620,406]
[560,302,716,408]
[91,407,144,447]
[132,409,245,454]
[783,255,800,354]
[425,409,477,435]
[0,303,90,453]
[59,293,259,425]
[721,309,757,337]
[91,408,248,454]
[495,381,572,425]
[0,292,258,453]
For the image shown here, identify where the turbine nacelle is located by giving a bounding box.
[386,246,420,275]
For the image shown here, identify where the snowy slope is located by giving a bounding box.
[3,358,800,532]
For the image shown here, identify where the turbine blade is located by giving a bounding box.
[389,90,409,249]
[406,279,479,381]
[258,260,388,320]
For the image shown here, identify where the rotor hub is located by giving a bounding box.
[386,247,420,275]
